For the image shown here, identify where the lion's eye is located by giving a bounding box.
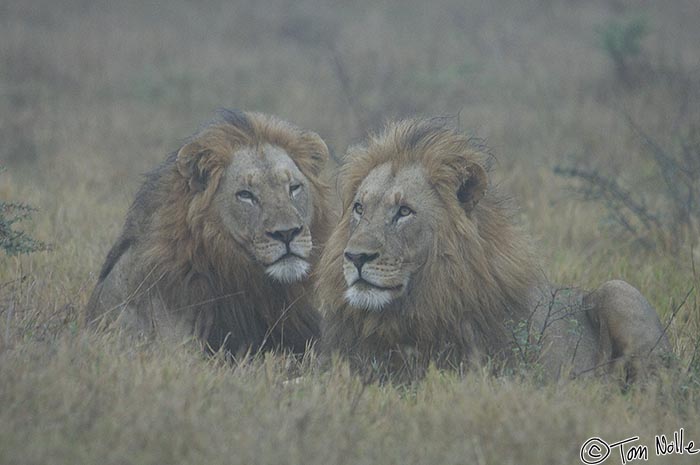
[290,183,302,196]
[394,205,416,221]
[236,190,255,203]
[395,206,414,221]
[353,202,364,216]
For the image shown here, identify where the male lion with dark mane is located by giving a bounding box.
[317,117,670,381]
[86,110,332,354]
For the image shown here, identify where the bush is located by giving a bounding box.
[0,167,48,256]
[596,16,650,83]
[555,120,700,254]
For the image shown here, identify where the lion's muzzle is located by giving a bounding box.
[342,250,406,311]
[255,228,313,283]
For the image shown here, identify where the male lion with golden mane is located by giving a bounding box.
[86,110,332,354]
[317,117,670,381]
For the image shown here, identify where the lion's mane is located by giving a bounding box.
[318,118,540,373]
[87,110,332,354]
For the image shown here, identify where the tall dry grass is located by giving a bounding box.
[1,0,699,463]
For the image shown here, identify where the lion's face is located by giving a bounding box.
[342,162,442,311]
[214,144,315,283]
[175,112,329,286]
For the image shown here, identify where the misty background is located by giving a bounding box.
[1,2,700,463]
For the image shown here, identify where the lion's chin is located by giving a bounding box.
[344,285,395,311]
[265,257,310,283]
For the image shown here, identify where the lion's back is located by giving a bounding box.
[85,154,176,327]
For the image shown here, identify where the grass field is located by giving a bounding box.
[1,0,699,463]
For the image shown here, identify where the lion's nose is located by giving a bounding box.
[344,251,379,271]
[266,226,302,245]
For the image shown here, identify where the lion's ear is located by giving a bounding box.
[456,162,488,211]
[176,142,212,192]
[298,131,329,177]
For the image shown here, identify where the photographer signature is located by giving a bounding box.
[579,429,698,464]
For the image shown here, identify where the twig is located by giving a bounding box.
[554,165,664,234]
[650,286,694,356]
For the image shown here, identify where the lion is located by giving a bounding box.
[86,110,333,355]
[317,117,671,381]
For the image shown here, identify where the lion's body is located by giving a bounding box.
[317,118,670,380]
[86,111,332,354]
[522,281,669,380]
